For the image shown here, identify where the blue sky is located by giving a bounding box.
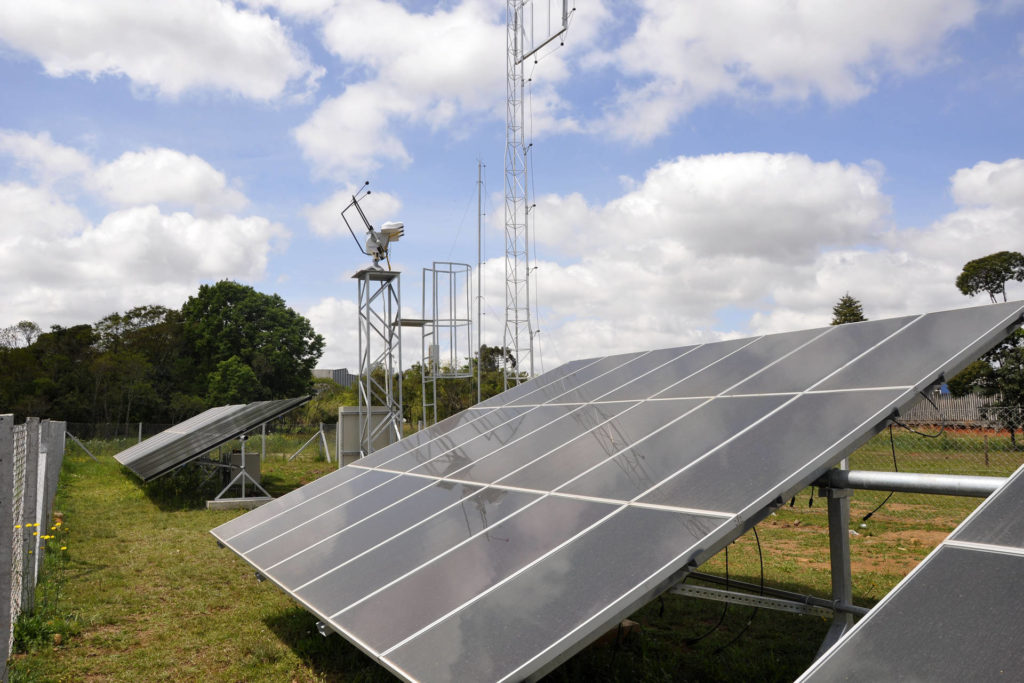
[2,0,1023,372]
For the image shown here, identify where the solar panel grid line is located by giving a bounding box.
[495,517,743,683]
[512,345,700,406]
[405,328,843,500]
[504,337,761,408]
[406,401,646,487]
[944,539,1024,557]
[214,406,512,543]
[323,491,571,620]
[505,351,662,406]
[403,403,636,480]
[731,304,1024,526]
[729,393,907,522]
[631,314,930,507]
[375,505,736,658]
[497,351,649,406]
[476,355,617,407]
[282,483,536,593]
[234,471,407,558]
[647,328,827,400]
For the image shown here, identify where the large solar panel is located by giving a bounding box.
[799,461,1024,681]
[211,302,1024,682]
[116,396,310,481]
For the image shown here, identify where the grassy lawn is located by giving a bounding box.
[10,429,1015,682]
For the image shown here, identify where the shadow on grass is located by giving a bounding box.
[132,464,223,512]
[263,606,396,682]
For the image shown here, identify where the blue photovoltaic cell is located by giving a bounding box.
[212,301,1024,683]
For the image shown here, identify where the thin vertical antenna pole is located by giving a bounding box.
[477,161,483,405]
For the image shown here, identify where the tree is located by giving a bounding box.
[206,356,262,404]
[181,281,325,399]
[955,251,1024,303]
[831,293,867,325]
[948,331,1024,448]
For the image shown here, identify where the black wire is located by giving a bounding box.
[891,389,947,438]
[711,526,764,655]
[685,546,729,645]
[862,424,899,521]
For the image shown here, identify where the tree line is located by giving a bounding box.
[0,281,324,425]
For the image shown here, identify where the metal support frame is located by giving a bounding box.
[214,436,270,501]
[65,431,98,462]
[422,262,473,426]
[354,268,403,456]
[287,422,332,463]
[667,464,1006,655]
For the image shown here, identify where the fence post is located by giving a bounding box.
[0,415,14,679]
[138,422,142,443]
[984,434,989,467]
[21,418,40,614]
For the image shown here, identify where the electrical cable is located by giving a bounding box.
[863,389,947,522]
[711,526,764,655]
[684,546,729,646]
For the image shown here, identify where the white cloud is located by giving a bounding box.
[0,130,92,182]
[588,0,979,142]
[533,153,890,262]
[305,296,360,369]
[0,190,289,328]
[90,148,249,216]
[950,158,1024,208]
[294,0,508,178]
[0,133,290,329]
[505,153,1024,369]
[303,187,402,237]
[0,0,322,100]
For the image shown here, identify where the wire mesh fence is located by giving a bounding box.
[1,416,66,680]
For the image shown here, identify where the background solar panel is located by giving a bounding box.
[116,396,310,481]
[798,462,1024,681]
[212,302,1024,682]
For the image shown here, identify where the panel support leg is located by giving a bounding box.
[817,482,854,656]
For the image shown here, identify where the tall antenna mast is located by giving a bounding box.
[503,0,568,389]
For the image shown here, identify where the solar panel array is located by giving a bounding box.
[115,396,311,481]
[799,461,1024,681]
[212,302,1024,682]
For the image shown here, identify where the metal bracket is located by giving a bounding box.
[672,584,835,619]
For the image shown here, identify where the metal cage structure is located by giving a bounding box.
[421,262,474,426]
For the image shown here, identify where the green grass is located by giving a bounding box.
[9,431,1006,682]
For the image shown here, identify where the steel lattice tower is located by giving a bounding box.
[503,0,534,390]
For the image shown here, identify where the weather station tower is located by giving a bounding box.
[503,0,570,389]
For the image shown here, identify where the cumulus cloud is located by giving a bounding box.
[508,153,1024,368]
[587,0,979,142]
[303,187,402,237]
[0,0,322,99]
[304,296,360,369]
[951,158,1024,208]
[0,133,290,329]
[89,148,249,216]
[0,130,92,182]
[294,0,510,178]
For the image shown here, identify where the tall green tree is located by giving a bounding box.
[181,280,324,399]
[955,251,1024,303]
[206,356,262,405]
[831,293,867,325]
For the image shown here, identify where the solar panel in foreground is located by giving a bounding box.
[212,303,1024,682]
[116,396,310,481]
[799,461,1024,681]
